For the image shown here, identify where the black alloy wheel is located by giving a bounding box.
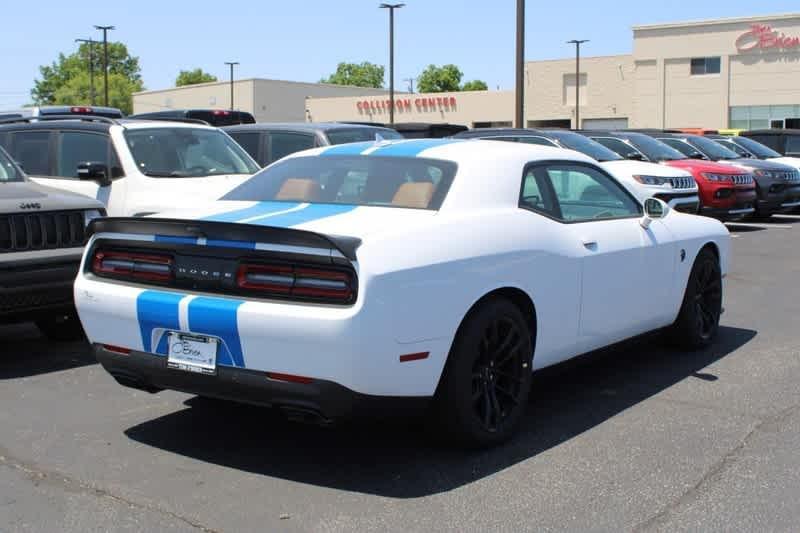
[670,248,722,350]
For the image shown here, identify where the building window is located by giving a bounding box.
[690,57,721,76]
[729,105,800,130]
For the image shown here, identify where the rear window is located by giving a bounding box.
[325,127,403,145]
[222,155,457,210]
[187,111,255,127]
[785,136,800,155]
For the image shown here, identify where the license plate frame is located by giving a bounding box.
[167,332,218,375]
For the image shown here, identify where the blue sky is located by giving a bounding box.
[2,0,798,108]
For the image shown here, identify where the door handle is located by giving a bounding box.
[581,238,598,248]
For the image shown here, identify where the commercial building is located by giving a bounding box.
[132,79,393,122]
[134,12,800,130]
[307,12,800,130]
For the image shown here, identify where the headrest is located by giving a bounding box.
[276,178,321,201]
[391,182,435,208]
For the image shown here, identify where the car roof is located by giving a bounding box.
[0,119,111,133]
[223,122,398,134]
[743,129,800,136]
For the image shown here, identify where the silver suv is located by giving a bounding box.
[0,145,104,340]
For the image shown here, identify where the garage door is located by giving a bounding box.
[582,118,629,130]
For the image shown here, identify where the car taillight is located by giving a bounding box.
[237,263,354,303]
[213,110,230,116]
[92,250,173,282]
[71,106,92,114]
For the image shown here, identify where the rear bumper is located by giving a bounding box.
[94,344,430,422]
[0,253,81,322]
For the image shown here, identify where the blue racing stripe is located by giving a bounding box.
[155,235,198,245]
[187,297,245,368]
[136,290,183,354]
[320,142,373,155]
[206,239,256,250]
[246,203,357,228]
[368,138,462,157]
[202,201,302,223]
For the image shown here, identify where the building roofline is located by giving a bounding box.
[134,78,396,97]
[633,12,800,31]
[525,53,632,65]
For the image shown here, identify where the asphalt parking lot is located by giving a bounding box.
[1,215,799,533]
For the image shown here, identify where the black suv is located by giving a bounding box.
[0,145,104,340]
[224,122,403,166]
[129,109,255,127]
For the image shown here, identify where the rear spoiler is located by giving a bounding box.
[88,217,361,262]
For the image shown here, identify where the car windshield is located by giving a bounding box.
[687,135,742,160]
[222,155,457,210]
[714,139,752,158]
[623,133,688,161]
[545,131,623,162]
[325,127,403,145]
[733,136,782,158]
[0,147,23,182]
[124,127,260,177]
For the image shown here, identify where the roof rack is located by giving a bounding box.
[0,115,120,126]
[125,117,211,126]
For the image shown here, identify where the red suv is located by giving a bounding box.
[584,131,757,219]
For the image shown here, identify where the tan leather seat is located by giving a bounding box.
[391,182,435,208]
[276,178,321,201]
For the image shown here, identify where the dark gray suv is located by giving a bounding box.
[0,145,104,340]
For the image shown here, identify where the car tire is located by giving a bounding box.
[669,248,722,350]
[35,311,85,342]
[431,297,533,448]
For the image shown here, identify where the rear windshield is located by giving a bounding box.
[733,137,781,158]
[545,131,623,162]
[0,147,23,182]
[222,155,457,210]
[124,127,260,177]
[325,127,403,145]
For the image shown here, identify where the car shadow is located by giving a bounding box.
[124,325,755,498]
[724,223,765,233]
[0,323,96,379]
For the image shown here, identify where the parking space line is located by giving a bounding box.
[725,223,793,230]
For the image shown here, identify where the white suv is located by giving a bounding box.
[0,116,260,216]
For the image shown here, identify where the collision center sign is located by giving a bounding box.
[356,96,458,112]
[736,24,800,52]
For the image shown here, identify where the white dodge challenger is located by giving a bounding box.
[75,138,729,447]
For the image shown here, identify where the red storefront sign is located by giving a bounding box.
[356,96,458,112]
[735,24,800,52]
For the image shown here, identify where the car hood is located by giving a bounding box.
[768,156,800,171]
[0,180,104,214]
[599,160,692,177]
[147,201,439,242]
[660,159,752,174]
[715,158,796,172]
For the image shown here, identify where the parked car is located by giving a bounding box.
[0,144,105,340]
[390,122,469,138]
[0,105,124,119]
[129,109,255,127]
[75,138,729,447]
[223,122,403,167]
[0,116,260,216]
[582,131,757,220]
[640,132,800,217]
[453,128,699,212]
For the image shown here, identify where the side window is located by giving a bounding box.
[268,132,315,164]
[517,136,559,147]
[56,131,112,178]
[9,131,50,175]
[229,132,262,165]
[519,167,558,217]
[659,138,702,158]
[592,137,641,159]
[542,163,640,222]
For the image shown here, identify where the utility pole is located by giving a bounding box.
[224,62,239,110]
[94,25,115,107]
[379,3,404,124]
[404,77,415,93]
[567,39,589,129]
[515,0,525,128]
[75,38,96,105]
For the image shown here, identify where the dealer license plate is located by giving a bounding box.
[167,332,218,375]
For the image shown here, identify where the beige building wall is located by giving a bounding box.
[525,55,634,128]
[251,80,390,122]
[133,79,256,115]
[306,90,514,126]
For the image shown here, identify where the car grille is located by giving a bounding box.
[776,170,800,183]
[731,174,754,185]
[668,177,695,189]
[0,211,87,253]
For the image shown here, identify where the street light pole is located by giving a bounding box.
[515,0,525,128]
[379,3,404,125]
[224,62,239,110]
[567,39,589,129]
[75,38,95,105]
[94,25,115,107]
[404,77,415,93]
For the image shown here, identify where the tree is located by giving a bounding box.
[417,64,462,93]
[31,42,144,114]
[461,79,488,91]
[321,62,385,88]
[175,68,218,87]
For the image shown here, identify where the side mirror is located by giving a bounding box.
[641,198,669,229]
[689,152,707,160]
[77,162,111,186]
[626,152,645,161]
